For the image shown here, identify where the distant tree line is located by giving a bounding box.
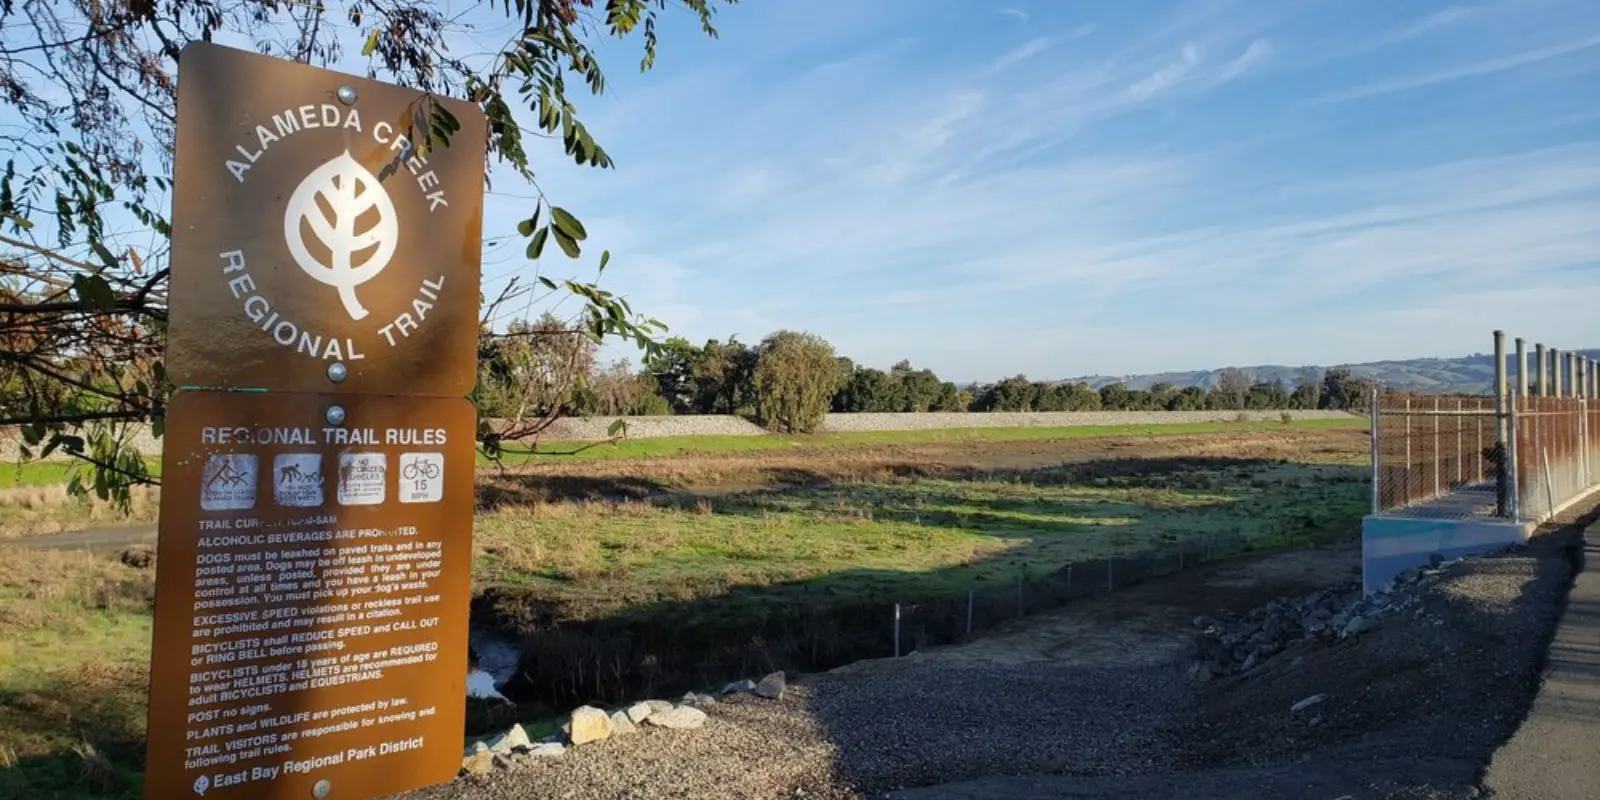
[472,318,1375,434]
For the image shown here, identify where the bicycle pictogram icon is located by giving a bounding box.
[402,460,440,481]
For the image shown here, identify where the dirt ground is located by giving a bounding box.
[406,498,1589,800]
[476,428,1368,506]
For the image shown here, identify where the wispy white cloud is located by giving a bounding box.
[1313,33,1600,103]
[998,8,1028,23]
[989,37,1053,73]
[1210,38,1271,86]
[1125,43,1201,101]
[1369,6,1476,49]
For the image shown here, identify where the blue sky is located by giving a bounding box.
[10,0,1600,382]
[482,0,1600,381]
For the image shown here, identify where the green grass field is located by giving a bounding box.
[473,458,1368,622]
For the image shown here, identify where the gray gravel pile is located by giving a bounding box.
[1190,556,1460,679]
[403,688,849,800]
[803,655,1192,792]
[1150,531,1576,796]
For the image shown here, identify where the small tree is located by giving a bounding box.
[1098,382,1132,410]
[1320,368,1372,410]
[1289,375,1321,409]
[577,359,670,416]
[752,330,840,433]
[1169,386,1209,410]
[834,366,898,412]
[644,336,703,413]
[473,313,597,421]
[693,337,756,414]
[1211,368,1253,410]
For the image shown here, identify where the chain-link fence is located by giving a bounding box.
[1372,392,1504,519]
[1371,387,1599,524]
[1514,395,1598,522]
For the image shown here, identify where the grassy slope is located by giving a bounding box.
[0,550,152,799]
[474,459,1368,622]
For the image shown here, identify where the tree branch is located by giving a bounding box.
[0,409,150,426]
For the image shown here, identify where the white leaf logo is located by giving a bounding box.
[284,151,399,320]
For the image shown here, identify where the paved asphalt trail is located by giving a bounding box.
[1,524,155,550]
[1483,518,1600,800]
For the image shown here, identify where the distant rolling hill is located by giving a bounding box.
[1065,349,1600,395]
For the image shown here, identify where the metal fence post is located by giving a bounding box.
[1475,399,1483,483]
[1370,387,1381,514]
[1494,331,1509,517]
[893,603,901,657]
[1455,397,1463,490]
[1507,390,1520,523]
[965,590,973,637]
[1404,395,1412,504]
[1582,397,1591,491]
[1432,395,1441,498]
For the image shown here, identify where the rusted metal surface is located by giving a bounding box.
[144,392,476,800]
[165,41,486,398]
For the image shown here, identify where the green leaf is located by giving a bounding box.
[72,274,116,312]
[152,415,165,439]
[517,205,541,237]
[552,227,581,258]
[526,227,549,259]
[606,419,628,438]
[550,206,586,241]
[362,28,380,56]
[90,240,118,269]
[598,250,611,273]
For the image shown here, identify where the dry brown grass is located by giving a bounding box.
[0,485,159,538]
[0,548,155,632]
[0,548,153,798]
[475,428,1369,509]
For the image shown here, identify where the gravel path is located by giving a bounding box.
[1483,517,1598,799]
[402,690,849,800]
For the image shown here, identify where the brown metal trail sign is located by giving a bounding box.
[146,41,486,800]
[165,41,484,397]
